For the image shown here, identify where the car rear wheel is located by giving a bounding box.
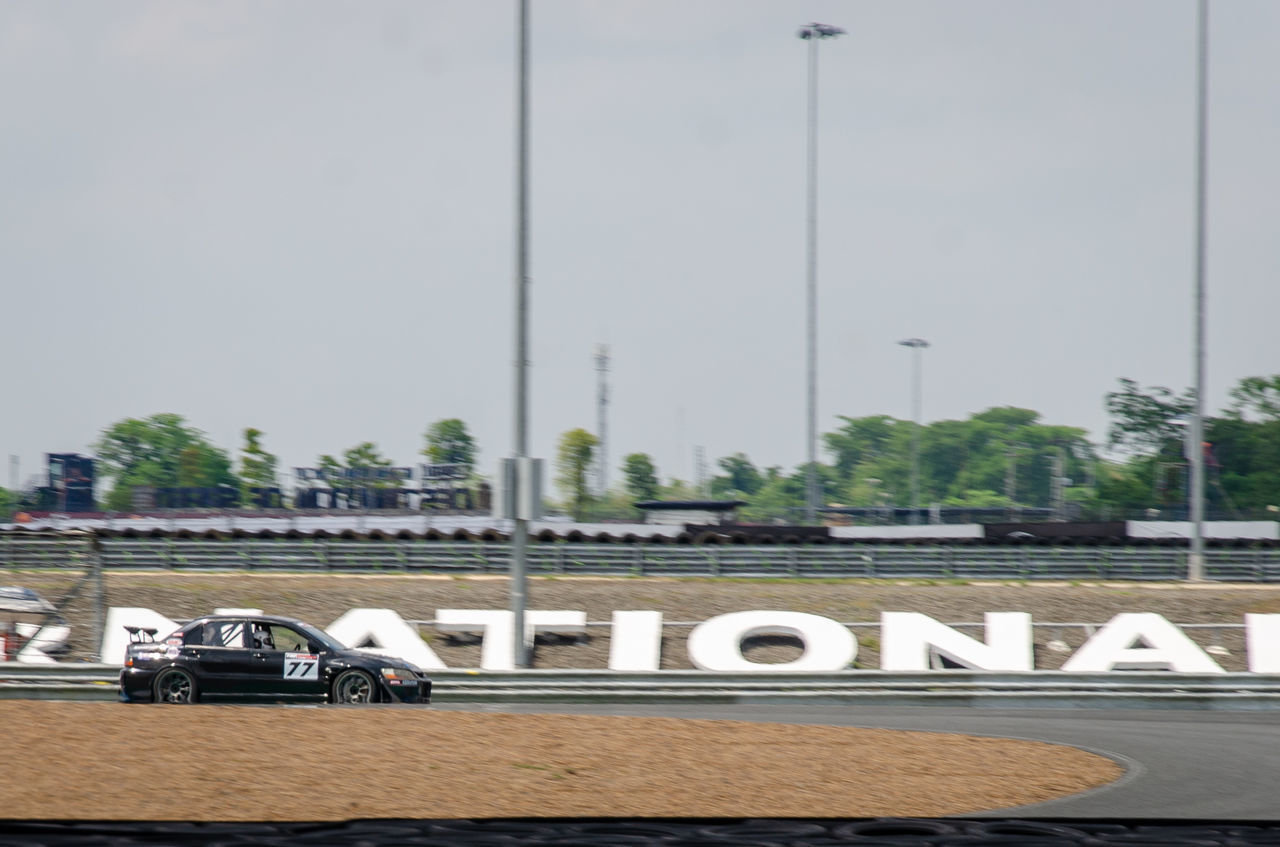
[332,669,377,704]
[154,668,197,704]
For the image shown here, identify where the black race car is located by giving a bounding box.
[119,613,431,705]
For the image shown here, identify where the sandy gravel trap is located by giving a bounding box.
[0,702,1123,821]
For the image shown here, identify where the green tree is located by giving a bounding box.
[1098,375,1280,518]
[95,414,239,510]
[317,442,398,508]
[709,453,763,499]
[343,442,393,475]
[621,453,660,503]
[1207,416,1280,512]
[0,486,14,520]
[555,428,598,520]
[824,415,899,481]
[1207,375,1280,512]
[839,474,890,507]
[239,428,279,504]
[176,446,204,487]
[421,418,477,474]
[972,406,1040,429]
[659,477,700,501]
[739,468,804,523]
[817,406,1098,519]
[318,443,396,484]
[1105,378,1194,454]
[586,488,644,521]
[1227,375,1280,423]
[942,489,1012,508]
[317,453,344,481]
[1095,459,1158,517]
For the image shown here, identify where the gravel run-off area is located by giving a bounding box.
[0,702,1124,821]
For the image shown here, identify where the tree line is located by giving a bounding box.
[4,417,480,514]
[555,375,1279,523]
[3,375,1277,523]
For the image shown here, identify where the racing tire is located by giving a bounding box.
[153,668,198,704]
[331,669,378,705]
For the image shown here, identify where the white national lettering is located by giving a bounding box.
[434,609,587,671]
[1060,612,1224,673]
[328,608,448,670]
[101,607,182,666]
[879,612,1033,671]
[75,607,1280,674]
[609,610,663,671]
[1245,614,1280,673]
[687,611,857,672]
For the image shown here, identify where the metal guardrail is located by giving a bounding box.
[0,664,121,701]
[5,665,1280,709]
[5,536,1280,580]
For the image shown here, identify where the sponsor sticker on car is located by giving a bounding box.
[284,652,319,680]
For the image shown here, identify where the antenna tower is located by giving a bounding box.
[595,344,610,497]
[694,445,709,497]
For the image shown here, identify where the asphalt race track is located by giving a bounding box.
[435,702,1280,820]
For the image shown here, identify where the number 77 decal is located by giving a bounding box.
[284,652,320,680]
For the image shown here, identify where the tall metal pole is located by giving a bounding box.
[1188,0,1208,581]
[898,338,928,525]
[511,0,531,665]
[798,22,843,525]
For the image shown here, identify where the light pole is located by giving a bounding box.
[898,338,929,525]
[798,21,844,525]
[1188,0,1209,581]
[510,0,531,666]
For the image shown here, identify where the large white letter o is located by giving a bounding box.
[687,611,856,672]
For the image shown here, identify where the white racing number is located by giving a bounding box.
[283,652,319,680]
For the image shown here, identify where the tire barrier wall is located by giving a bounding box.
[6,537,1280,581]
[6,666,1280,709]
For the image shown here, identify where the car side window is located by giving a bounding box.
[269,625,310,652]
[182,625,203,646]
[203,622,247,648]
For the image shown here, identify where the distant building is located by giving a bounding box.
[46,453,95,512]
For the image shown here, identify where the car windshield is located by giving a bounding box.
[292,621,348,652]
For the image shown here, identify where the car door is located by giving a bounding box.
[247,623,327,700]
[187,620,257,695]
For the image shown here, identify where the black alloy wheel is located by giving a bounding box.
[153,668,197,704]
[331,669,376,704]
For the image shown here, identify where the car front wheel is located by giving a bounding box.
[331,669,377,704]
[153,668,198,704]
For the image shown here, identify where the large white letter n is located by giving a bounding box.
[880,612,1033,671]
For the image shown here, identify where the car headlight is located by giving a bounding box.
[380,667,418,684]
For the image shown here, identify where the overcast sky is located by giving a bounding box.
[3,0,1278,494]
